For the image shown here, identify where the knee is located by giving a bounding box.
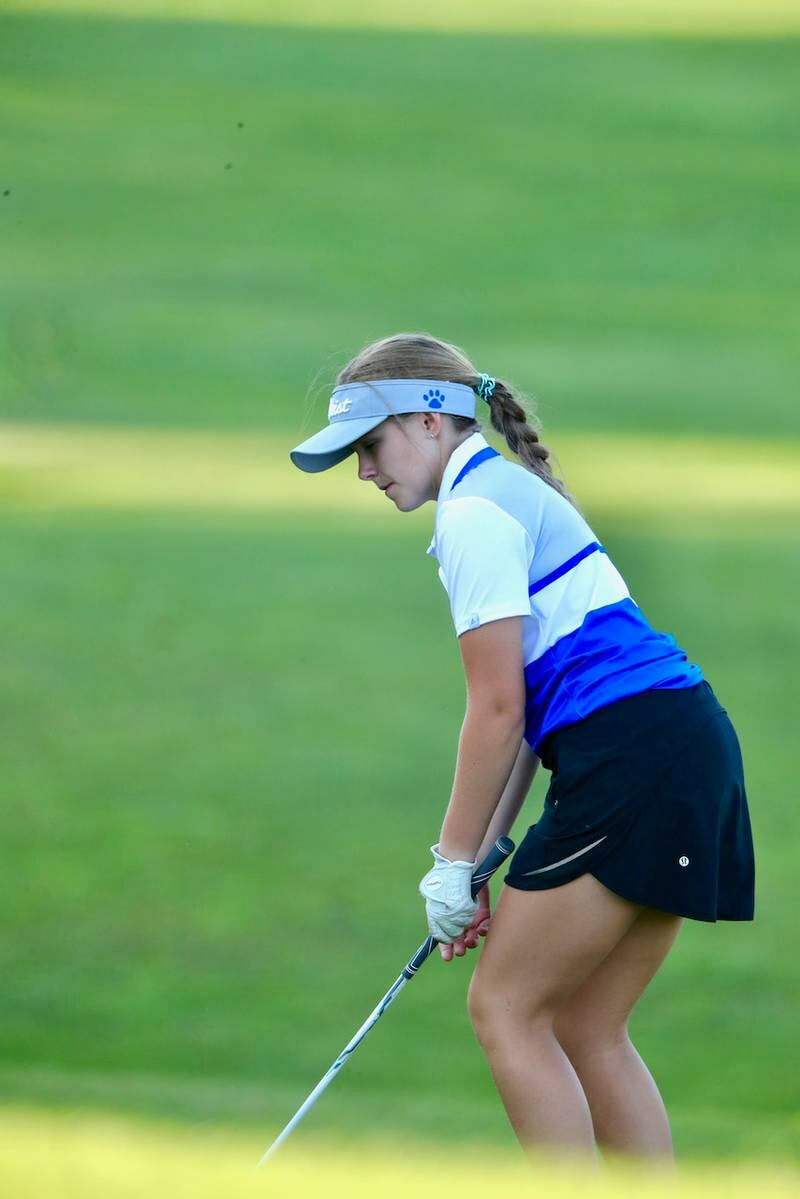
[553,1012,630,1066]
[467,972,552,1051]
[466,972,493,1043]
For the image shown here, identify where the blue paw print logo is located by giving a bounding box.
[424,388,445,409]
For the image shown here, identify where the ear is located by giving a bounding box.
[420,411,443,436]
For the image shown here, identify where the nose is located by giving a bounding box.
[357,451,376,482]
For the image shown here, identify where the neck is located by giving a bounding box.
[432,429,479,493]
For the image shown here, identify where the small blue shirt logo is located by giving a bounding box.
[424,388,445,409]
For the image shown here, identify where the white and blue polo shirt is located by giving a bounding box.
[426,432,703,756]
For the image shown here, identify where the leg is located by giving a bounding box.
[468,873,643,1163]
[553,902,682,1163]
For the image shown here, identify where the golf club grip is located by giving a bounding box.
[469,834,515,899]
[402,835,515,977]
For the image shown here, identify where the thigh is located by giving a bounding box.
[471,873,643,1021]
[553,905,683,1055]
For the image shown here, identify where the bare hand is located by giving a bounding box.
[439,884,491,962]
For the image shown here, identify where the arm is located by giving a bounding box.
[475,738,540,863]
[437,615,527,863]
[435,740,540,962]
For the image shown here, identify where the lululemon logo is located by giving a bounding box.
[329,397,352,417]
[678,855,690,867]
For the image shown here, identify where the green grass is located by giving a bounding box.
[2,1108,799,1199]
[7,0,800,35]
[1,11,798,437]
[1,2,798,1171]
[1,494,798,1159]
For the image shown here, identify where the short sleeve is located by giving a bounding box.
[435,497,534,636]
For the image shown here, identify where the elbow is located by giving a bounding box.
[467,692,526,735]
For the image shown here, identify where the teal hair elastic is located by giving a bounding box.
[476,373,496,402]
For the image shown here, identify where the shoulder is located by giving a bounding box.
[439,494,526,531]
[448,456,564,537]
[437,496,533,554]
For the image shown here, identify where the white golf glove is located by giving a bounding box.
[418,844,478,944]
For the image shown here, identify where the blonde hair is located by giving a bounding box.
[337,332,580,511]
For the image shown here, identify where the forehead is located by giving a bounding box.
[352,418,396,451]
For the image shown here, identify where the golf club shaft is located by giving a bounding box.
[258,835,514,1167]
[259,967,411,1165]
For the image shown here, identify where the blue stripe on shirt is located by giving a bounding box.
[450,446,501,492]
[529,542,606,597]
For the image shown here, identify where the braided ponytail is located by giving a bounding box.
[476,376,582,513]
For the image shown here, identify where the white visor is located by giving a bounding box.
[290,378,478,473]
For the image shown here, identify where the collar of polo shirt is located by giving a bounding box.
[289,378,478,474]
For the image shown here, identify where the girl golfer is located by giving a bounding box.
[290,332,755,1164]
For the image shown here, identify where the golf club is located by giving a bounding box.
[258,834,515,1167]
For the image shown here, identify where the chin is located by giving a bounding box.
[394,491,425,512]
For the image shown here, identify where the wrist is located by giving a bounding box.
[435,840,477,865]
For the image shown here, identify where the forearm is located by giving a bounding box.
[476,741,540,862]
[438,705,525,862]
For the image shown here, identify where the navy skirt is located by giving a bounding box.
[504,681,755,922]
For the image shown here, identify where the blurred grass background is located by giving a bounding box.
[1,0,798,1191]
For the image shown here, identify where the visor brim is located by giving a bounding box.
[289,415,388,474]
